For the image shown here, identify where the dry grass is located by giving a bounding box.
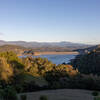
[18,89,94,100]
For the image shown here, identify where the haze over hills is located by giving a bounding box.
[0,40,92,49]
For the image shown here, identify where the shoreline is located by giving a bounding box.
[34,51,79,56]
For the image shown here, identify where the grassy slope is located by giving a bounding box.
[18,89,94,100]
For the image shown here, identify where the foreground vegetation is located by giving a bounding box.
[0,50,100,99]
[94,97,100,100]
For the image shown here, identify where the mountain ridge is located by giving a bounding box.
[0,40,92,48]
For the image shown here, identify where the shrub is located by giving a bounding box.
[0,86,18,100]
[40,95,48,100]
[20,94,27,100]
[94,97,100,100]
[4,86,18,100]
[92,91,99,96]
[0,89,4,99]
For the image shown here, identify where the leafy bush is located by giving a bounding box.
[92,91,99,96]
[0,89,4,99]
[20,94,27,100]
[40,95,48,100]
[0,86,18,100]
[94,97,100,100]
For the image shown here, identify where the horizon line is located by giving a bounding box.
[0,39,98,45]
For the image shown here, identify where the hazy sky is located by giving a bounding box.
[0,0,100,44]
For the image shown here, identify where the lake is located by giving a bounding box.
[34,54,77,65]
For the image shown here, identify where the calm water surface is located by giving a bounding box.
[34,54,77,65]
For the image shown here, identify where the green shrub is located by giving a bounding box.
[92,91,99,96]
[40,95,48,100]
[0,86,18,100]
[94,97,100,100]
[4,86,18,100]
[0,89,4,99]
[20,94,27,100]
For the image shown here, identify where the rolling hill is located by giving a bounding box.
[0,40,92,51]
[0,45,29,56]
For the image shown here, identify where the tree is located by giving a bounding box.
[0,57,13,81]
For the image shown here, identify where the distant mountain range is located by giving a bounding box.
[0,40,98,56]
[0,40,92,50]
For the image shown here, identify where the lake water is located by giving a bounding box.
[34,54,77,65]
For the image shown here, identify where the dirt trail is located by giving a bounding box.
[18,89,94,100]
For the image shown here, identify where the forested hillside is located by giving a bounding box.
[71,46,100,75]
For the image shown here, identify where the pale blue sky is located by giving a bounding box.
[0,0,100,44]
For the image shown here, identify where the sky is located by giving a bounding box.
[0,0,100,44]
